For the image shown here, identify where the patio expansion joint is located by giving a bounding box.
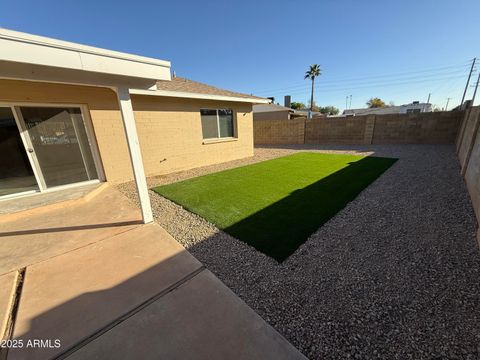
[53,265,206,360]
[0,267,26,360]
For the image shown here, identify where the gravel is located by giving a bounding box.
[116,144,480,360]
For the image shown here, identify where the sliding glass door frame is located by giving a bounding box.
[0,102,105,199]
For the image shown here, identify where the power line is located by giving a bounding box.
[262,74,468,96]
[254,62,470,92]
[251,62,471,94]
[254,68,470,95]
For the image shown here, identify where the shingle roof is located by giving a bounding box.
[156,76,266,101]
[253,104,293,113]
[343,106,401,115]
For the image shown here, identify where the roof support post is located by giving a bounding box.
[115,86,153,224]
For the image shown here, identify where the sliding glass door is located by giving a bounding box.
[17,106,99,188]
[0,107,38,196]
[0,104,101,198]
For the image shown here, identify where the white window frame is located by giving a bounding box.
[200,108,236,140]
[0,102,105,200]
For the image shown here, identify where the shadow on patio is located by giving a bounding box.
[4,224,304,360]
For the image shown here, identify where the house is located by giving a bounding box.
[400,101,433,114]
[0,28,269,223]
[252,104,327,120]
[343,101,432,116]
[291,109,326,118]
[253,104,294,120]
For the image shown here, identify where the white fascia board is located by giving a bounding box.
[0,28,171,81]
[130,89,271,104]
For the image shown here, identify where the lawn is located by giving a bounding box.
[153,153,397,261]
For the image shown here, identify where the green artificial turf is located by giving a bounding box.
[153,152,397,262]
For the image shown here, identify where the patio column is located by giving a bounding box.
[115,86,153,224]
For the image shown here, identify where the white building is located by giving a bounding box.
[343,101,432,116]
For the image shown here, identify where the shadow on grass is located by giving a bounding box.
[223,156,397,262]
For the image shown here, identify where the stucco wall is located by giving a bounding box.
[0,80,254,184]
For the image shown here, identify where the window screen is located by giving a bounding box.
[200,109,234,139]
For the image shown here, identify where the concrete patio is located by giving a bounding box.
[0,186,305,359]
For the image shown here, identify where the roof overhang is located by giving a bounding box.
[0,28,171,89]
[130,88,271,104]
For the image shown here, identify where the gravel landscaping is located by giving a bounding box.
[116,144,480,360]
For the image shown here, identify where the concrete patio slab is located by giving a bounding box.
[0,271,17,338]
[0,186,142,275]
[66,269,306,360]
[8,223,203,360]
[0,183,105,217]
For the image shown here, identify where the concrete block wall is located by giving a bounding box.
[131,95,254,178]
[456,106,480,233]
[253,118,305,144]
[305,117,366,144]
[372,111,462,144]
[254,111,462,145]
[458,107,480,167]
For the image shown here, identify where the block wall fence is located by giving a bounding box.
[456,106,480,241]
[254,111,463,145]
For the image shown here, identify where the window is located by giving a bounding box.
[200,109,234,139]
[406,108,421,114]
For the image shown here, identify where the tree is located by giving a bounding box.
[304,64,322,111]
[307,100,320,112]
[290,102,306,110]
[319,106,340,115]
[366,97,386,108]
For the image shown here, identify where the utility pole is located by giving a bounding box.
[349,95,352,109]
[346,96,348,110]
[472,71,480,105]
[460,71,480,175]
[461,57,476,107]
[425,93,431,112]
[445,97,452,111]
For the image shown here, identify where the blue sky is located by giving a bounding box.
[2,0,479,111]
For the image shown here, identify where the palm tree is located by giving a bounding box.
[304,64,322,111]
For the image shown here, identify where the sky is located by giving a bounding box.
[1,0,480,111]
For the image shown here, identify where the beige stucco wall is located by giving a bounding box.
[0,80,254,184]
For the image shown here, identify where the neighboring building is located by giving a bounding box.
[0,29,268,222]
[400,101,433,114]
[253,104,293,121]
[291,109,326,118]
[343,101,432,116]
[252,104,327,120]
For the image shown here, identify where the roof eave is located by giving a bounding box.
[130,88,271,104]
[0,28,171,88]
